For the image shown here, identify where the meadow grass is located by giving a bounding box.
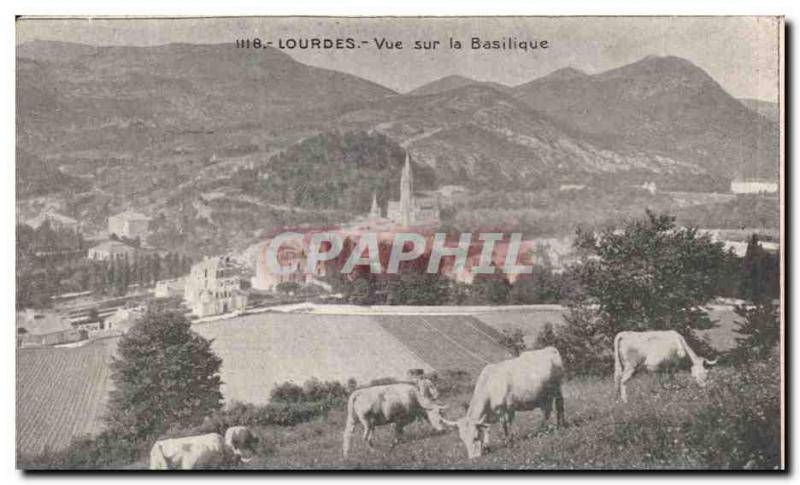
[237,359,780,470]
[18,356,780,470]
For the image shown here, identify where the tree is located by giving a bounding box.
[383,272,450,305]
[106,308,223,440]
[575,211,727,342]
[739,234,779,303]
[509,265,563,304]
[276,281,301,295]
[469,273,511,304]
[541,304,614,375]
[733,301,780,361]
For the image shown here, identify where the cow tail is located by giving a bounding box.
[342,392,357,458]
[613,333,624,383]
[675,332,701,365]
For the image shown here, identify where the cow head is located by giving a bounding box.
[225,427,259,464]
[441,416,489,459]
[417,378,440,402]
[691,358,718,387]
[422,403,449,432]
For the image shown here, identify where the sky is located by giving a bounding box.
[16,16,781,101]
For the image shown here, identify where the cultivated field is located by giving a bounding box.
[16,338,117,456]
[373,315,511,375]
[193,313,434,405]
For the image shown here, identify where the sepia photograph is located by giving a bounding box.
[14,15,784,470]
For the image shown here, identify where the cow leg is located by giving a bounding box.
[554,385,565,428]
[619,367,636,403]
[391,423,404,449]
[363,425,375,450]
[504,411,516,443]
[541,398,553,427]
[343,415,357,458]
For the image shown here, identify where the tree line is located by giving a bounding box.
[16,222,193,309]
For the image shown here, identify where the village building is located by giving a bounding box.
[386,154,440,226]
[17,328,88,348]
[87,240,137,261]
[101,306,144,335]
[438,185,469,198]
[184,256,248,317]
[26,211,79,232]
[730,178,779,195]
[108,211,151,239]
[251,235,328,291]
[559,184,587,192]
[155,278,186,299]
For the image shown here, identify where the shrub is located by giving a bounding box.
[269,382,305,403]
[468,273,511,304]
[301,378,349,403]
[541,304,613,376]
[684,355,781,468]
[498,327,526,356]
[434,369,474,397]
[216,401,334,428]
[275,281,301,294]
[367,377,400,387]
[733,301,780,362]
[270,378,349,405]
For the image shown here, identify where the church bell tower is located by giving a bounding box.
[399,153,414,226]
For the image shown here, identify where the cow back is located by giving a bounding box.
[152,433,225,470]
[469,347,563,419]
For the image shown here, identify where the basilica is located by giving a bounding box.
[380,153,440,226]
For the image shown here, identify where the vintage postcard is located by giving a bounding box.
[15,16,784,470]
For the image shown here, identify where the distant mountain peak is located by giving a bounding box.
[409,75,509,96]
[542,67,588,81]
[614,55,705,78]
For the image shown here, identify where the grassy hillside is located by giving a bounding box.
[238,356,780,469]
[105,355,777,470]
[17,324,781,469]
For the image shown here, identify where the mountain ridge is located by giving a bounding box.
[15,43,779,254]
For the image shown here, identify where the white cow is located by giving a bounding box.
[149,433,228,470]
[342,379,447,458]
[442,347,565,459]
[614,330,718,403]
[224,426,259,463]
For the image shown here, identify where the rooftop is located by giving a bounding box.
[89,240,136,252]
[110,211,151,221]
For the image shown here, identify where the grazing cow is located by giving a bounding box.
[442,347,565,459]
[342,379,447,458]
[224,426,259,463]
[614,330,717,403]
[149,433,228,470]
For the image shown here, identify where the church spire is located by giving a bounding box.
[399,152,414,226]
[369,191,381,220]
